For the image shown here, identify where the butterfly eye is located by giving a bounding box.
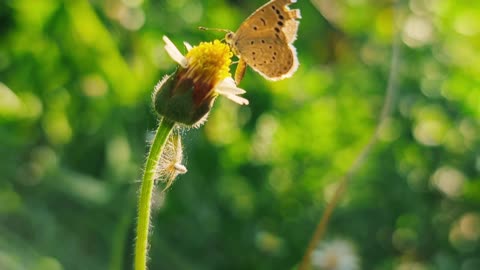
[225,32,234,41]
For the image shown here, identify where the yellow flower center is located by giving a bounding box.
[185,40,232,87]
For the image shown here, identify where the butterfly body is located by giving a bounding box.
[225,0,301,82]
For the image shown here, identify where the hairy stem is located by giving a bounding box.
[134,118,175,270]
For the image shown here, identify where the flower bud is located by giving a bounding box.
[153,69,216,126]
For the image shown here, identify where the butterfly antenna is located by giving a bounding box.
[198,26,230,33]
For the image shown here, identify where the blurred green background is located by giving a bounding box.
[1,0,479,269]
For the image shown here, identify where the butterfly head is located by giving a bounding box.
[224,31,239,55]
[225,32,235,44]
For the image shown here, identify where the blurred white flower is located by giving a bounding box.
[312,239,359,270]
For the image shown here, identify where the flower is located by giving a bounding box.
[311,239,359,270]
[153,36,248,126]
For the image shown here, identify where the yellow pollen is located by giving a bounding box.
[185,40,233,86]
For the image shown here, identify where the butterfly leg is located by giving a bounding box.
[234,59,247,85]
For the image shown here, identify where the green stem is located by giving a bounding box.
[134,117,175,270]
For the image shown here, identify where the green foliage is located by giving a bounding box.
[1,0,479,269]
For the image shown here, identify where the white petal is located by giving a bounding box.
[183,42,193,51]
[216,77,246,94]
[221,77,236,86]
[217,91,250,105]
[163,36,187,68]
[229,95,249,105]
[215,77,249,105]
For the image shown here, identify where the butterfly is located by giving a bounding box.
[225,0,301,84]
